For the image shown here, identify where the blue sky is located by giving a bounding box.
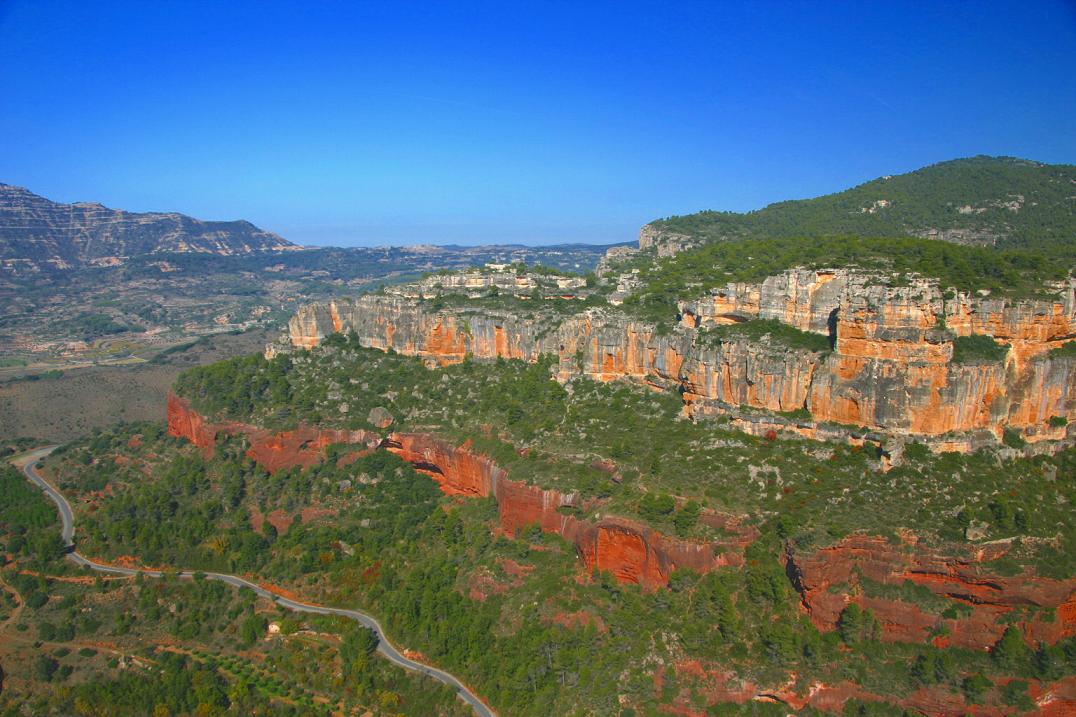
[1,1,1074,246]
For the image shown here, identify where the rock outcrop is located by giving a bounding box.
[283,268,1076,447]
[637,223,701,258]
[169,393,1075,660]
[785,534,1076,650]
[167,393,381,471]
[664,659,1076,717]
[380,432,757,588]
[167,394,754,589]
[383,269,587,299]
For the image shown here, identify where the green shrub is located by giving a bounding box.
[992,627,1030,672]
[1000,679,1033,709]
[1003,428,1027,449]
[951,335,1007,364]
[1048,415,1068,427]
[33,654,59,682]
[698,319,831,353]
[780,407,813,422]
[962,673,992,703]
[837,604,881,644]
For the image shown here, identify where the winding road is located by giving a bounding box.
[18,446,495,717]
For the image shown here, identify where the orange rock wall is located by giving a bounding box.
[166,392,219,454]
[786,534,1076,650]
[168,398,750,589]
[167,393,381,471]
[383,431,752,588]
[285,274,1076,444]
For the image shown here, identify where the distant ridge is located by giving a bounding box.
[0,183,296,273]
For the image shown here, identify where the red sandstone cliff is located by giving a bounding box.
[786,534,1076,650]
[382,432,757,588]
[168,395,754,589]
[167,392,381,471]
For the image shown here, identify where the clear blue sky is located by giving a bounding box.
[1,1,1074,246]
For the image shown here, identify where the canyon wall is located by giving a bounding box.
[284,269,1076,444]
[168,394,752,588]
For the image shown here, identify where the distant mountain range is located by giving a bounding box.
[0,183,295,273]
[643,156,1076,255]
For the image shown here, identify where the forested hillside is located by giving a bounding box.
[648,157,1076,249]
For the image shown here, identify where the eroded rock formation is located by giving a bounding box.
[785,534,1076,650]
[169,392,1076,662]
[379,432,757,588]
[167,393,381,471]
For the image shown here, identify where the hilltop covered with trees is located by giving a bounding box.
[649,156,1076,249]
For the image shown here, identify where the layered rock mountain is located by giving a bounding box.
[150,156,1076,716]
[0,182,295,273]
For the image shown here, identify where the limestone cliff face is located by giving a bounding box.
[167,396,751,589]
[288,296,552,363]
[786,534,1076,650]
[637,224,699,258]
[285,278,1076,445]
[679,268,849,333]
[384,270,587,299]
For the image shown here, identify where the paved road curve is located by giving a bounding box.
[19,447,496,717]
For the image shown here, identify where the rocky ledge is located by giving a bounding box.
[786,534,1076,651]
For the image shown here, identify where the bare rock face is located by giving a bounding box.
[637,224,700,257]
[167,393,380,471]
[679,268,850,332]
[367,406,394,429]
[785,534,1076,650]
[285,269,1076,448]
[385,270,587,299]
[383,431,756,588]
